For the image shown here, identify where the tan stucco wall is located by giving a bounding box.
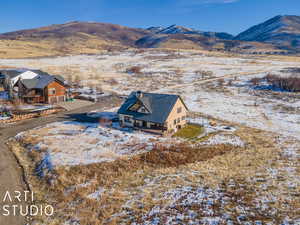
[165,98,188,132]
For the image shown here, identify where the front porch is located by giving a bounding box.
[22,89,46,104]
[133,120,167,135]
[22,95,45,104]
[136,127,166,135]
[120,118,168,135]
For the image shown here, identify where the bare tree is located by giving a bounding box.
[74,75,81,87]
[126,66,142,74]
[250,77,261,86]
[217,78,225,86]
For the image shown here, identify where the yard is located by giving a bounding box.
[173,124,204,139]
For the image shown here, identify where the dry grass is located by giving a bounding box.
[9,133,239,224]
[8,118,297,224]
[0,37,122,59]
[160,39,204,50]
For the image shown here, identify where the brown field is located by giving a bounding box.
[8,117,299,224]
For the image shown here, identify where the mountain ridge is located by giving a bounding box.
[146,24,234,40]
[0,15,299,58]
[235,15,300,51]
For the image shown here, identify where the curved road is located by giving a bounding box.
[0,102,108,225]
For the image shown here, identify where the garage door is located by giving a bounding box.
[58,96,65,102]
[49,96,58,104]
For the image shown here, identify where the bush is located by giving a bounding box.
[107,78,119,85]
[217,78,225,86]
[227,79,233,86]
[250,77,262,86]
[264,74,300,92]
[126,66,142,74]
[195,70,213,77]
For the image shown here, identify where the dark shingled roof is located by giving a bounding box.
[0,69,65,83]
[117,91,187,124]
[21,74,67,90]
[0,69,27,78]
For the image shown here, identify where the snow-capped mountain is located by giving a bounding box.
[235,15,300,50]
[147,25,234,40]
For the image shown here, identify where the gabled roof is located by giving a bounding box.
[118,91,187,124]
[20,74,67,90]
[0,69,27,79]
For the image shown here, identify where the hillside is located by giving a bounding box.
[136,24,285,53]
[137,25,236,50]
[235,15,300,51]
[135,32,280,53]
[0,17,299,59]
[0,21,149,58]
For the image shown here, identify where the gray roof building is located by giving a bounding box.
[19,74,67,90]
[117,91,188,124]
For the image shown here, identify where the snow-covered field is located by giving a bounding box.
[16,121,179,167]
[180,81,300,140]
[1,50,299,139]
[5,50,300,224]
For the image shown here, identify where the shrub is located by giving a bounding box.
[264,74,300,92]
[217,78,225,86]
[126,66,142,74]
[107,78,119,85]
[195,70,213,77]
[250,77,262,86]
[227,79,233,86]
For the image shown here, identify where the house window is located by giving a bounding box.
[177,107,182,113]
[129,102,142,112]
[182,116,185,121]
[124,116,131,122]
[174,119,176,125]
[177,118,180,123]
[49,88,56,95]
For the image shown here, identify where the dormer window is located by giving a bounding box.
[129,101,143,111]
[128,99,150,114]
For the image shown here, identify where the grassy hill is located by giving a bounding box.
[0,21,149,58]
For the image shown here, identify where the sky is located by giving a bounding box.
[1,0,300,35]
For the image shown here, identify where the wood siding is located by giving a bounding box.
[45,81,66,104]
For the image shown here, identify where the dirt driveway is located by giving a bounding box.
[0,96,122,225]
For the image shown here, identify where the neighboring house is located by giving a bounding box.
[17,74,68,104]
[0,69,40,90]
[0,69,68,104]
[118,91,188,135]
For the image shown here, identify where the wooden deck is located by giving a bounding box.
[134,126,167,136]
